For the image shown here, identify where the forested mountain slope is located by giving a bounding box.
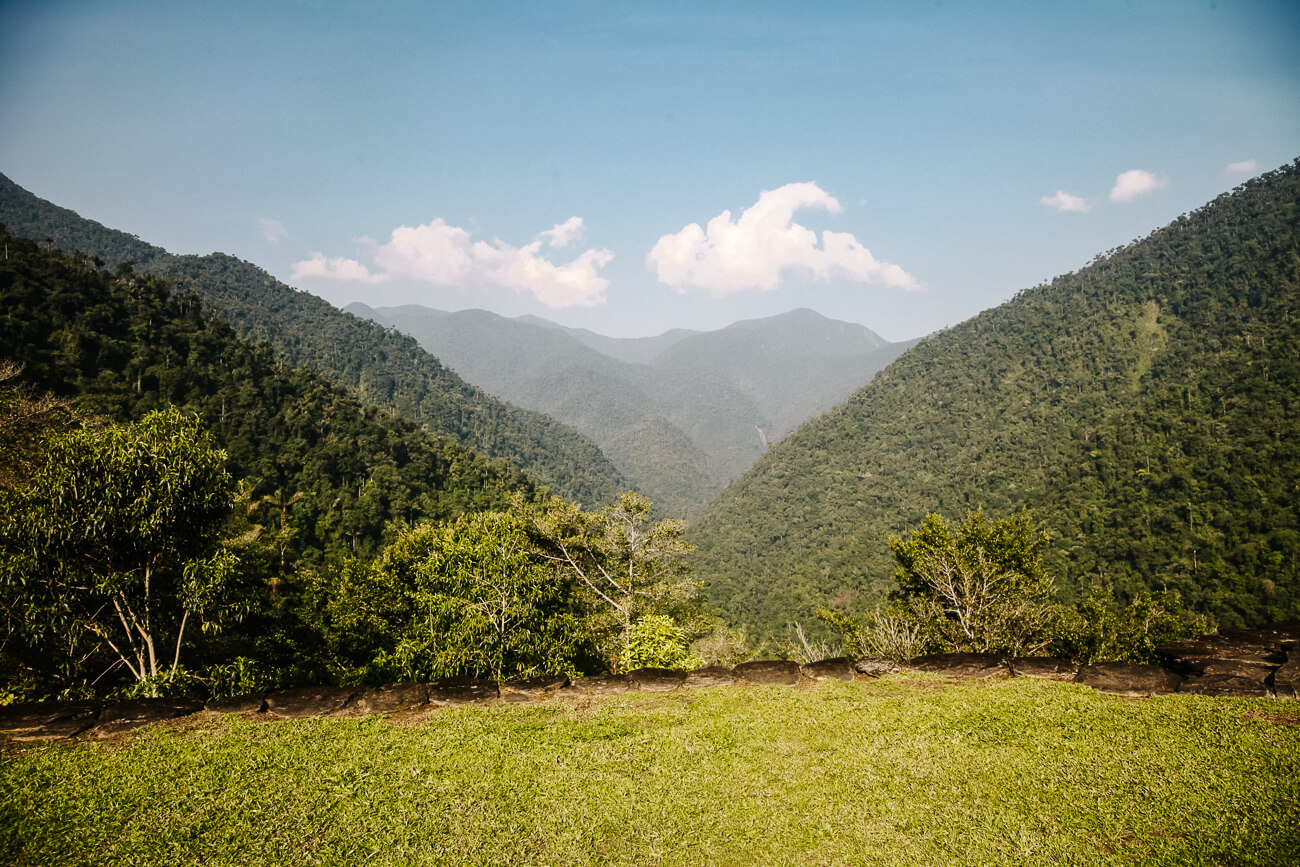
[0,173,624,506]
[350,304,912,516]
[689,159,1300,637]
[0,229,531,564]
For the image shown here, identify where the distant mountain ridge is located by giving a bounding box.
[688,159,1300,638]
[346,303,915,516]
[0,172,625,505]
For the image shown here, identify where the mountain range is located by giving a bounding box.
[4,159,1297,644]
[346,303,914,516]
[0,172,624,507]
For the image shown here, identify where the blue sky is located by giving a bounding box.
[2,1,1297,340]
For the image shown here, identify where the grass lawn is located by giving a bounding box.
[2,674,1297,866]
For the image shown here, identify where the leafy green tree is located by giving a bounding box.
[515,491,697,668]
[0,407,240,695]
[887,510,1060,655]
[255,487,303,599]
[304,511,597,683]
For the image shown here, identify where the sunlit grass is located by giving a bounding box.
[3,675,1298,866]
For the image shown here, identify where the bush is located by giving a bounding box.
[1051,588,1210,664]
[817,606,924,662]
[618,616,702,671]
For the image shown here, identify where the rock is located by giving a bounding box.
[349,682,429,714]
[1075,663,1182,697]
[265,686,356,719]
[1155,635,1284,678]
[1178,674,1273,698]
[1009,657,1079,681]
[499,675,569,703]
[627,668,687,692]
[801,657,855,682]
[731,660,802,686]
[204,693,267,714]
[853,658,900,677]
[0,700,102,741]
[1219,620,1300,653]
[568,675,633,695]
[683,666,737,688]
[1271,658,1300,700]
[428,677,498,705]
[905,653,1008,678]
[95,697,204,736]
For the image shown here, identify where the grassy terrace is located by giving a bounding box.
[3,674,1298,866]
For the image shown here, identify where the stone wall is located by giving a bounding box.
[3,621,1295,744]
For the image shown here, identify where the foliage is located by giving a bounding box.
[817,605,924,662]
[302,512,598,683]
[617,615,702,671]
[1052,587,1211,664]
[2,682,1298,865]
[688,621,757,667]
[691,158,1300,637]
[201,655,271,700]
[0,408,239,695]
[515,491,699,668]
[820,512,1212,663]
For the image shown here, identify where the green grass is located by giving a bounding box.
[2,675,1298,866]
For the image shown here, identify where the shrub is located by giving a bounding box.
[618,616,702,671]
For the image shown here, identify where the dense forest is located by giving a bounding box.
[689,159,1300,638]
[0,172,624,507]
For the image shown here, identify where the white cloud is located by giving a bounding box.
[1108,169,1167,203]
[1040,190,1090,213]
[290,251,382,283]
[258,217,288,244]
[540,216,585,248]
[291,217,612,308]
[646,182,917,296]
[1225,159,1257,176]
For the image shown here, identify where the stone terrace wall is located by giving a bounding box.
[2,621,1296,744]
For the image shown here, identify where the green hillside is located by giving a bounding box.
[0,172,624,506]
[351,304,911,516]
[0,228,530,565]
[689,159,1300,638]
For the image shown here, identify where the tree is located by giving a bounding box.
[0,407,240,695]
[515,491,697,669]
[887,510,1059,655]
[303,511,596,682]
[255,487,304,598]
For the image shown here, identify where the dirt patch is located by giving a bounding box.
[1243,711,1300,726]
